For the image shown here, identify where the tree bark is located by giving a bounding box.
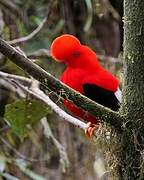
[119,0,144,179]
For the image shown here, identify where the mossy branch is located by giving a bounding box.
[0,38,123,131]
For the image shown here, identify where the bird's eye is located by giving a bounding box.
[72,51,80,57]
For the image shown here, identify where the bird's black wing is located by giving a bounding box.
[83,83,120,111]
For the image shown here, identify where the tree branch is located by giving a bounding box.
[0,38,123,131]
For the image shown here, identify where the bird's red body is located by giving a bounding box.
[50,34,120,125]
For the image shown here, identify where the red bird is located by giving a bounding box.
[50,34,121,138]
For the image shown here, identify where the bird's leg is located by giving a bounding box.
[84,122,99,138]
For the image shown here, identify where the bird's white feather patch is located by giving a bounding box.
[115,88,122,103]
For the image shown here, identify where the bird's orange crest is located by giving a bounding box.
[50,34,81,62]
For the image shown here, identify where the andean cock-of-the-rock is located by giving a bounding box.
[50,34,122,138]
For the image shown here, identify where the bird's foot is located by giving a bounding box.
[85,122,99,138]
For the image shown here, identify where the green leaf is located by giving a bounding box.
[4,100,51,140]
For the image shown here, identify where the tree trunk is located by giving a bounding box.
[120,0,144,179]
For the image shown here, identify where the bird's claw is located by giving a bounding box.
[85,122,99,138]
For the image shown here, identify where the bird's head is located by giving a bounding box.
[50,34,100,68]
[50,34,81,63]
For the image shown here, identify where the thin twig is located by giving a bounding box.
[0,78,26,98]
[14,159,46,180]
[27,49,50,59]
[7,17,47,45]
[0,71,32,85]
[0,172,19,180]
[7,0,55,45]
[41,117,69,172]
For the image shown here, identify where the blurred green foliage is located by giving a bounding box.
[4,100,51,139]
